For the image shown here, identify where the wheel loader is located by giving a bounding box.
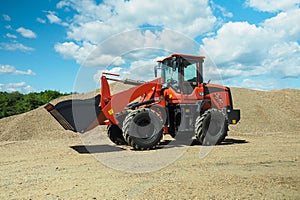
[45,54,240,150]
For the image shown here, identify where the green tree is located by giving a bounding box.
[0,90,69,119]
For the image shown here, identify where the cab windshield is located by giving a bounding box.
[159,57,202,94]
[161,62,179,91]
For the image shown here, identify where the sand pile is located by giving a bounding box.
[230,88,300,134]
[0,83,299,141]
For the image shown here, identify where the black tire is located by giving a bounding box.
[122,108,163,150]
[107,125,127,145]
[107,111,128,145]
[195,108,228,146]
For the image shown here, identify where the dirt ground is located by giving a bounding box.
[0,131,299,199]
[0,86,300,199]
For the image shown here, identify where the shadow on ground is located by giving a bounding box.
[70,138,248,154]
[220,138,248,145]
[190,138,248,146]
[70,144,125,154]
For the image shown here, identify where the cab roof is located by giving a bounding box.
[157,53,205,63]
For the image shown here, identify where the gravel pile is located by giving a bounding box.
[230,88,300,134]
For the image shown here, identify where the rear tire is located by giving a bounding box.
[123,108,163,150]
[195,108,228,146]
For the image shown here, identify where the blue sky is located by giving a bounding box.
[0,0,299,93]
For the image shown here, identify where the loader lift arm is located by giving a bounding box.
[45,73,162,133]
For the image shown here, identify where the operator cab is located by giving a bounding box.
[156,54,204,94]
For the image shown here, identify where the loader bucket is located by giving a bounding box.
[44,94,102,133]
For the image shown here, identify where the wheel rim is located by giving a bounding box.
[133,113,156,139]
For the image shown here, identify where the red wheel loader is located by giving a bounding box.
[45,54,240,150]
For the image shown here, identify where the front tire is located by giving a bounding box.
[107,125,127,145]
[195,108,228,146]
[123,108,163,150]
[107,111,128,145]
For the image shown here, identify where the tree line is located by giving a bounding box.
[0,90,71,119]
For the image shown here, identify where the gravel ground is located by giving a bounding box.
[0,131,299,199]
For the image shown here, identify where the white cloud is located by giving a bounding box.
[56,1,71,9]
[263,8,300,41]
[229,78,278,91]
[0,65,36,75]
[200,8,300,81]
[55,29,198,68]
[16,27,37,38]
[36,17,46,24]
[54,40,127,67]
[46,11,68,26]
[265,42,300,78]
[201,21,274,66]
[86,54,126,68]
[54,41,81,59]
[58,0,216,43]
[0,82,36,93]
[0,42,35,52]
[2,14,11,21]
[245,0,300,12]
[6,33,17,39]
[120,59,157,81]
[46,11,61,23]
[93,59,157,83]
[210,1,233,18]
[5,25,12,30]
